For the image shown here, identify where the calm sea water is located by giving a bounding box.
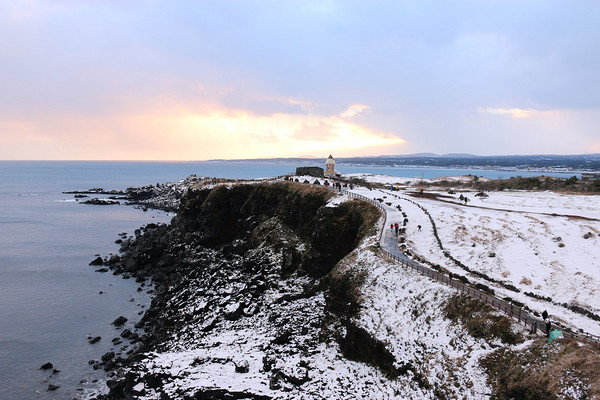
[0,161,579,399]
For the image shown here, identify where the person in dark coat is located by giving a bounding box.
[542,310,548,320]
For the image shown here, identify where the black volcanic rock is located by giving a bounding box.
[90,257,104,266]
[82,198,120,205]
[101,352,115,363]
[112,316,128,326]
[88,336,102,344]
[40,362,53,370]
[295,166,324,178]
[90,182,381,399]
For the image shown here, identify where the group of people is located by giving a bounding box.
[325,181,345,190]
[390,222,422,234]
[284,176,351,190]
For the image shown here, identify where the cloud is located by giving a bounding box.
[286,98,315,112]
[1,1,599,159]
[477,107,538,118]
[1,0,43,22]
[164,105,404,159]
[0,102,406,160]
[340,104,371,118]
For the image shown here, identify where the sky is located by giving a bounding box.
[1,0,599,160]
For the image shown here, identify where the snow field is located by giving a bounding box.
[348,176,600,337]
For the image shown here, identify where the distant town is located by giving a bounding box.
[217,153,600,173]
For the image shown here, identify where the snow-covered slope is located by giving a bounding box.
[348,175,600,337]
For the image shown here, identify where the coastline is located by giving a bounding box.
[87,180,386,398]
[79,172,600,399]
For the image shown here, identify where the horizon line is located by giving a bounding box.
[1,152,599,163]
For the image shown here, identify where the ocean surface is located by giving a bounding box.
[0,161,580,399]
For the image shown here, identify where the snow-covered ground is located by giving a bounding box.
[347,174,600,337]
[95,179,525,399]
[347,239,498,399]
[91,175,600,399]
[111,221,505,400]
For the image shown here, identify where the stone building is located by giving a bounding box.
[324,155,339,177]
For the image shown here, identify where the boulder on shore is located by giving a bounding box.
[90,257,104,266]
[88,336,102,344]
[112,316,128,326]
[40,362,53,370]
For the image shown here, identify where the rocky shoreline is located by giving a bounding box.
[85,180,384,399]
[65,175,274,212]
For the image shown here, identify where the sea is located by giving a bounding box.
[0,161,580,399]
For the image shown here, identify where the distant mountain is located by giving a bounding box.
[439,153,480,158]
[367,153,479,158]
[373,153,440,158]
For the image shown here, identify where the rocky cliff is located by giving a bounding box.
[92,181,381,399]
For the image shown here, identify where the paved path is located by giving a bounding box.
[381,226,411,262]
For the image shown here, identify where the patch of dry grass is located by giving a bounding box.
[482,338,600,400]
[520,276,532,285]
[444,294,523,345]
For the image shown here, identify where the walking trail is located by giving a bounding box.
[341,186,600,344]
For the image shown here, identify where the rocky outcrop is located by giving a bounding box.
[172,182,378,277]
[82,198,120,205]
[90,181,380,399]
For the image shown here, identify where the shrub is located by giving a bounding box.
[444,295,521,344]
[475,283,495,295]
[325,267,367,317]
[504,283,520,293]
